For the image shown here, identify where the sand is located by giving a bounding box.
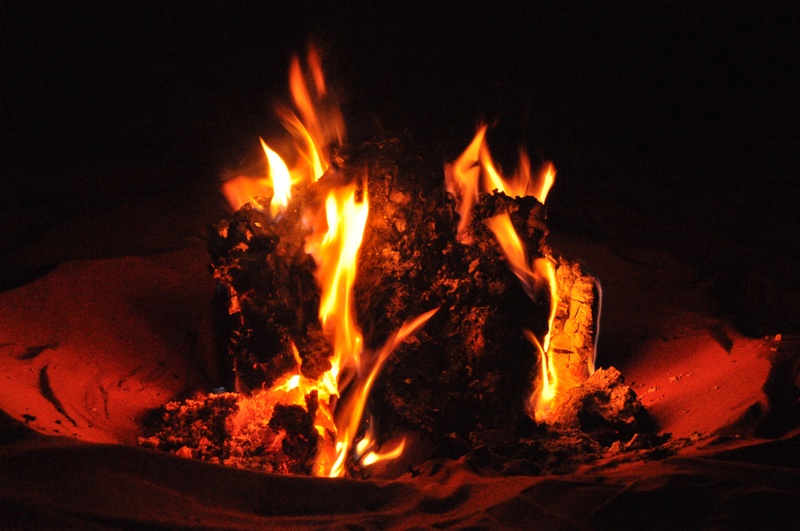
[2,175,799,530]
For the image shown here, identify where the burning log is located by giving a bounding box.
[209,134,553,448]
[196,133,613,470]
[352,136,551,443]
[208,189,332,394]
[530,249,600,418]
[547,252,599,387]
[140,47,656,478]
[547,366,651,442]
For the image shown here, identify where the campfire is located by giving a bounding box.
[140,46,650,477]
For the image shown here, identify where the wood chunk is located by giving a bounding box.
[548,367,650,442]
[545,252,599,391]
[268,391,320,475]
[209,192,332,393]
[345,136,551,445]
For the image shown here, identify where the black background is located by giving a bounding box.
[2,1,799,336]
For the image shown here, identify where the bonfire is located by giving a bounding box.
[140,46,653,478]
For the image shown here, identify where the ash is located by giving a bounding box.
[463,367,669,477]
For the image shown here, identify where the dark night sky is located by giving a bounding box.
[1,1,799,334]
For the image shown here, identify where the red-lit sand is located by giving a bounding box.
[2,192,799,530]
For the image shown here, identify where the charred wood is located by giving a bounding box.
[344,136,551,446]
[547,366,651,443]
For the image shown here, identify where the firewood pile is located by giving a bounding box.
[139,133,661,476]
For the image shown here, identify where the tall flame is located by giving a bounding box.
[486,213,561,417]
[308,184,369,368]
[531,257,559,418]
[220,45,440,478]
[303,182,369,476]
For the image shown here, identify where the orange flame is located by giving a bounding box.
[530,257,560,419]
[302,182,370,477]
[221,46,438,478]
[444,125,485,242]
[227,178,382,478]
[485,212,537,298]
[222,174,271,212]
[446,125,556,242]
[480,144,533,198]
[306,184,369,369]
[327,308,438,478]
[485,211,562,419]
[280,48,344,183]
[525,331,556,409]
[536,163,556,205]
[362,439,405,466]
[222,45,343,211]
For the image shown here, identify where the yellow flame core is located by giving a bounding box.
[260,139,292,218]
[313,185,369,363]
[537,163,556,204]
[303,183,369,477]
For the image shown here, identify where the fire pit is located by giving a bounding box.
[4,4,800,528]
[139,47,653,478]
